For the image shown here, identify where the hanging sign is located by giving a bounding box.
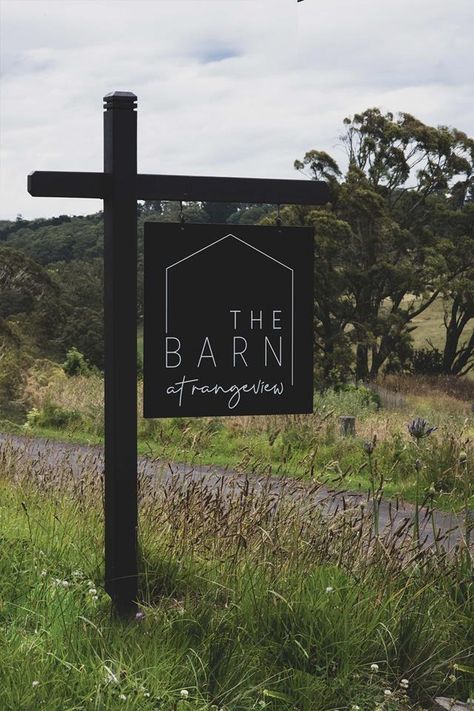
[144,223,313,417]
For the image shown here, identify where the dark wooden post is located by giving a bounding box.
[103,91,138,616]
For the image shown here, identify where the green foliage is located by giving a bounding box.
[0,454,471,710]
[0,246,63,348]
[314,384,380,417]
[296,109,474,382]
[0,213,103,265]
[25,402,82,429]
[60,308,104,370]
[0,346,25,403]
[49,259,104,369]
[201,201,236,223]
[62,348,92,377]
[411,348,444,375]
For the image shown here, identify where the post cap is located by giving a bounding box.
[103,91,137,110]
[104,91,137,99]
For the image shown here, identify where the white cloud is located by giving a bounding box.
[1,0,473,219]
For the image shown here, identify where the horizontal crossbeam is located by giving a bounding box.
[28,172,109,199]
[136,173,330,205]
[28,171,330,205]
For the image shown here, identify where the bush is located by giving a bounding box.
[411,347,444,375]
[0,349,24,403]
[62,348,91,377]
[25,403,82,429]
[314,384,380,418]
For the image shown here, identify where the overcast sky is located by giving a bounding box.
[1,0,473,220]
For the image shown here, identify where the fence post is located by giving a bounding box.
[339,415,356,437]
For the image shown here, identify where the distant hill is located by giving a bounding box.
[0,213,104,265]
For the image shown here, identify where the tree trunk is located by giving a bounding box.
[356,344,369,380]
[441,296,474,375]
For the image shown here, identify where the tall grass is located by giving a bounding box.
[0,439,473,710]
[15,367,474,511]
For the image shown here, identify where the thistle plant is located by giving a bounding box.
[363,435,380,537]
[407,417,437,441]
[407,417,436,547]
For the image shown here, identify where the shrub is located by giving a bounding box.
[0,348,24,403]
[62,348,91,377]
[411,347,444,375]
[314,384,380,418]
[25,402,82,429]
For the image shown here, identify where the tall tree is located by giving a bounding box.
[296,109,474,380]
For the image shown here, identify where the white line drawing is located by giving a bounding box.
[165,233,295,385]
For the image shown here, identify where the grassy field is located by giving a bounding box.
[8,363,474,513]
[1,313,474,709]
[1,439,473,710]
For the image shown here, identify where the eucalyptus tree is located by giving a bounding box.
[296,109,474,380]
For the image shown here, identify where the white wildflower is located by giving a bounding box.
[104,666,119,685]
[32,680,39,687]
[400,678,409,689]
[180,689,189,698]
[370,663,379,672]
[384,689,392,696]
[88,588,97,595]
[118,693,127,701]
[144,692,150,697]
[351,705,361,710]
[92,595,99,602]
[325,586,334,593]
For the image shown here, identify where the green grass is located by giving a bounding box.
[0,454,473,710]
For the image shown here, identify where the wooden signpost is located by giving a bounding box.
[28,91,329,617]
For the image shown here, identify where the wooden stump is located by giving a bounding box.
[339,415,356,437]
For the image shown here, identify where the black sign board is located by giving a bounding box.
[144,223,314,417]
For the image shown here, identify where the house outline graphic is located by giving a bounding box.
[164,233,295,385]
